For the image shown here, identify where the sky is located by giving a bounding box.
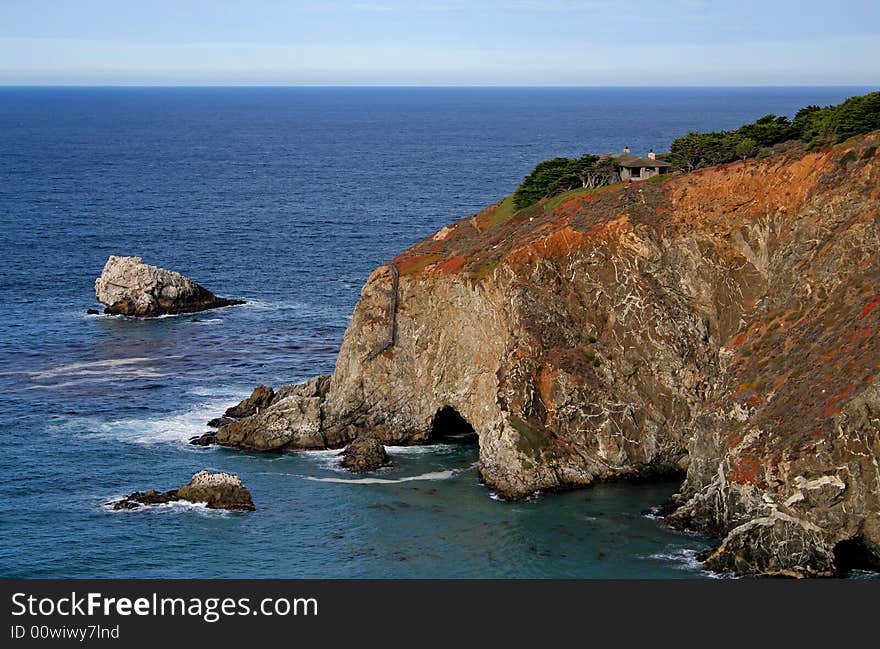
[0,0,878,86]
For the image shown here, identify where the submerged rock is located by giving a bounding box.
[223,385,274,419]
[109,489,178,510]
[340,436,389,472]
[107,471,255,511]
[94,255,243,317]
[189,432,218,446]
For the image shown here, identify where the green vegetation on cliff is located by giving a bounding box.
[513,91,879,207]
[513,154,618,209]
[670,92,880,170]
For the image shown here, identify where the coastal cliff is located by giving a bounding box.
[218,133,880,576]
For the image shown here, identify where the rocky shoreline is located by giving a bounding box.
[193,132,880,577]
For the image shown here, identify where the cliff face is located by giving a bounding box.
[218,134,880,576]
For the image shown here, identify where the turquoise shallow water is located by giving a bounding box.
[1,86,873,578]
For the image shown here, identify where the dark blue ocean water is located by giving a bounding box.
[0,86,873,578]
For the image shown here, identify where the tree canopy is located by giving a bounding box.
[668,91,880,170]
[513,154,618,209]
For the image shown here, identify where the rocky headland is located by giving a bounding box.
[109,471,255,511]
[94,255,244,317]
[206,133,880,577]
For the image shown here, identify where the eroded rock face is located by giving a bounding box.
[216,133,880,576]
[107,471,255,511]
[340,436,389,472]
[95,256,244,317]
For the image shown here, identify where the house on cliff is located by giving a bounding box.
[609,146,672,181]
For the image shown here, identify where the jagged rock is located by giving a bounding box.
[207,416,235,429]
[177,471,255,511]
[223,385,274,419]
[216,375,331,451]
[700,510,837,578]
[94,256,243,317]
[189,432,218,446]
[340,436,389,472]
[108,489,178,510]
[107,471,254,511]
[86,308,100,315]
[213,133,880,577]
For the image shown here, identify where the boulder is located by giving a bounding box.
[107,471,255,511]
[223,385,275,419]
[176,471,256,511]
[94,256,243,317]
[340,436,389,473]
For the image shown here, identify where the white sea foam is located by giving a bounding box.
[301,469,459,485]
[289,448,348,472]
[645,547,732,578]
[27,357,165,380]
[385,443,461,455]
[102,499,230,516]
[239,299,309,312]
[81,396,239,445]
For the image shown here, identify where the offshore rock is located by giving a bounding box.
[340,436,389,472]
[176,471,255,511]
[108,471,255,511]
[218,133,880,576]
[94,256,243,317]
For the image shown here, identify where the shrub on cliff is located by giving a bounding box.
[513,157,578,209]
[668,91,879,169]
[795,92,880,145]
[513,154,617,209]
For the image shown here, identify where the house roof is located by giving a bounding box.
[614,155,672,168]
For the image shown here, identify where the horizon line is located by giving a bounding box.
[0,83,876,89]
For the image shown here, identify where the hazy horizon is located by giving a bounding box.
[1,1,878,86]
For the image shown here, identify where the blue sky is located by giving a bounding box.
[1,0,878,85]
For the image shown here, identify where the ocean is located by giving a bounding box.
[0,86,871,578]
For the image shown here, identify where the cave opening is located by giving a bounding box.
[833,537,880,576]
[429,406,477,444]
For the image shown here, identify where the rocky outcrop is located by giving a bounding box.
[218,133,880,576]
[215,375,331,451]
[340,436,389,472]
[223,385,274,419]
[176,471,255,511]
[108,471,255,511]
[94,256,244,317]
